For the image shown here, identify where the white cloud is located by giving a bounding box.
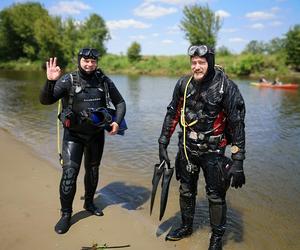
[229,37,247,43]
[152,33,160,37]
[162,39,174,44]
[215,10,231,19]
[134,2,177,19]
[250,23,265,30]
[220,28,238,33]
[245,11,275,21]
[129,35,146,40]
[49,1,90,15]
[106,19,151,30]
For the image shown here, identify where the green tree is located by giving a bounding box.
[243,40,266,54]
[61,18,80,63]
[34,16,60,59]
[217,46,232,56]
[180,4,221,47]
[127,41,142,62]
[285,24,300,71]
[0,2,48,60]
[77,14,110,56]
[265,37,286,55]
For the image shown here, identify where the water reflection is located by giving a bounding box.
[0,70,300,249]
[127,74,141,105]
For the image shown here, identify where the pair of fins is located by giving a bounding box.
[150,160,174,221]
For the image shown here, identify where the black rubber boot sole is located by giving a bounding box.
[165,227,193,241]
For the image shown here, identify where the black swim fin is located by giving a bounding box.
[159,162,174,221]
[150,161,165,215]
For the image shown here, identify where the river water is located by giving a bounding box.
[0,70,299,249]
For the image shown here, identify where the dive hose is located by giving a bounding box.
[180,75,197,168]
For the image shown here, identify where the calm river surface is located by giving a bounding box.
[0,70,299,249]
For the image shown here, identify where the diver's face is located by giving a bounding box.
[191,56,208,81]
[80,57,97,73]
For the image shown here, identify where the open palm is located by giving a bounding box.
[46,57,61,80]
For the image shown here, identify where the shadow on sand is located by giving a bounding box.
[71,181,151,225]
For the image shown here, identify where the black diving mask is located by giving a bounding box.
[188,45,214,57]
[78,48,100,60]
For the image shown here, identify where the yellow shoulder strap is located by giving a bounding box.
[57,99,63,166]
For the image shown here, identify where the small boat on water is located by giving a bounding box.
[250,82,299,89]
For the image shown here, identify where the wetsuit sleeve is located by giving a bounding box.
[222,79,246,160]
[106,77,126,125]
[39,75,71,105]
[158,78,184,146]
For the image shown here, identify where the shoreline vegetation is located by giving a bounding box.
[0,53,299,82]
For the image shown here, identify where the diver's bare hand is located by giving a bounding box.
[108,122,119,135]
[46,57,61,80]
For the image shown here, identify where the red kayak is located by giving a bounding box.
[250,82,299,89]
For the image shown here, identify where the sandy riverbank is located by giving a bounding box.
[0,128,190,250]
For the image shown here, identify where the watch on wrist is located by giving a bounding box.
[231,145,240,154]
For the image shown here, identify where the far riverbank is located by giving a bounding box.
[0,53,299,83]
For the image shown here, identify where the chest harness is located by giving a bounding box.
[180,74,226,172]
[57,71,113,165]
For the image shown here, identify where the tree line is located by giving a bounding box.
[0,2,299,73]
[0,2,109,68]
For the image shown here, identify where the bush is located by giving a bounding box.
[227,54,264,76]
[127,42,141,63]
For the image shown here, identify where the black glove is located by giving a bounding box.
[228,160,245,188]
[159,143,170,165]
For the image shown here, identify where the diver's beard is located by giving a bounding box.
[193,71,206,81]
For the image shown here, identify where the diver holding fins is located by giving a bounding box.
[152,44,246,250]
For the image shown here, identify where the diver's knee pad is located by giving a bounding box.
[60,164,80,196]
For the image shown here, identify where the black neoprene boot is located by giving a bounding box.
[165,225,193,241]
[55,212,71,234]
[165,196,195,241]
[84,202,104,216]
[208,201,226,250]
[208,233,223,250]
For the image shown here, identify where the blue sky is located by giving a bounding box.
[1,0,299,55]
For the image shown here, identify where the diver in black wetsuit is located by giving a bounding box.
[158,45,246,250]
[40,48,126,234]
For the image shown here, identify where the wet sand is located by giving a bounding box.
[0,128,218,250]
[3,128,298,250]
[0,128,184,250]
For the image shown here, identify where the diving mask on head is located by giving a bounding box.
[188,45,214,57]
[78,48,100,60]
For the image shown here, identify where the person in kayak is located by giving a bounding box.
[272,77,282,85]
[259,77,268,83]
[40,48,126,234]
[158,44,246,250]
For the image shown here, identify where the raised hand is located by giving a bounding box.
[46,57,61,81]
